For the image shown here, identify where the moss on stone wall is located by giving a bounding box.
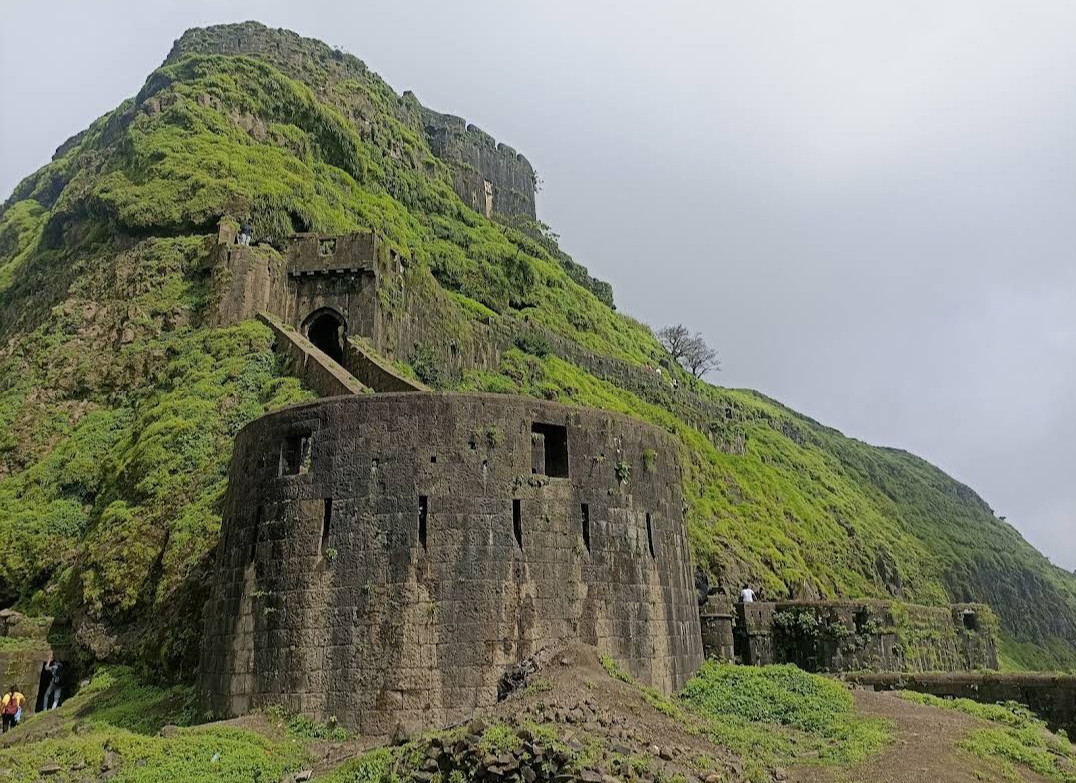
[1,20,1074,678]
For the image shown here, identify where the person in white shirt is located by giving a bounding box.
[740,584,756,603]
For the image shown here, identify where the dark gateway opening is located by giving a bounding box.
[306,310,345,363]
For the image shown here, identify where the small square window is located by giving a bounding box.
[531,422,568,478]
[279,433,310,476]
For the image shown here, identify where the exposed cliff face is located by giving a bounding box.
[164,22,537,221]
[0,21,1073,675]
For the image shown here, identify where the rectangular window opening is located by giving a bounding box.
[645,512,655,558]
[854,609,869,634]
[512,499,523,549]
[962,612,979,633]
[279,433,310,476]
[419,495,428,550]
[531,422,569,478]
[581,503,591,553]
[320,498,333,555]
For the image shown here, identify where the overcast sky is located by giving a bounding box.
[2,1,1073,569]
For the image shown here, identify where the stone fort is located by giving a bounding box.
[193,221,1009,736]
[179,40,1004,725]
[195,220,710,737]
[198,393,703,737]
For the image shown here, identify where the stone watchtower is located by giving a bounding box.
[198,393,703,737]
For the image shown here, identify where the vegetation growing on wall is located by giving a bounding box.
[1,20,1075,679]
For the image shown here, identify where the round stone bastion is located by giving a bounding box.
[198,392,703,737]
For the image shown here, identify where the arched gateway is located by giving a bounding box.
[301,308,346,363]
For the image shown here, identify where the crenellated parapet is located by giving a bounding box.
[420,105,536,220]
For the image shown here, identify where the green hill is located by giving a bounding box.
[1,21,1073,677]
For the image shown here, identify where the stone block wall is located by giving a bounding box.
[256,314,367,397]
[735,600,999,673]
[203,243,289,328]
[343,337,428,393]
[203,228,392,348]
[421,108,536,220]
[700,613,735,662]
[0,611,71,714]
[198,393,702,737]
[848,672,1076,738]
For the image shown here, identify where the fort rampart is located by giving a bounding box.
[847,672,1076,737]
[701,600,998,673]
[198,393,702,737]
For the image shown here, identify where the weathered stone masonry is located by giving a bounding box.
[712,600,999,673]
[199,393,703,737]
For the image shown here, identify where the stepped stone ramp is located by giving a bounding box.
[344,336,429,392]
[256,313,368,397]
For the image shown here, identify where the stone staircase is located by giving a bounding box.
[257,313,428,397]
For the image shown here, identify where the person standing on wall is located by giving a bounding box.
[237,218,254,246]
[739,583,756,604]
[42,656,63,710]
[1,685,24,732]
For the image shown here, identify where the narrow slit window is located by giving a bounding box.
[249,506,263,565]
[512,499,523,549]
[581,503,591,553]
[645,512,655,558]
[320,498,333,555]
[419,495,428,550]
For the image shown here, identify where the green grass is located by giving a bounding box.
[0,635,50,652]
[0,666,309,782]
[600,653,634,684]
[899,692,1076,781]
[678,662,891,777]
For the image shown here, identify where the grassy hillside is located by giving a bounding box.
[1,21,1073,675]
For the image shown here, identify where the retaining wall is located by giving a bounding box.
[848,672,1076,737]
[734,600,998,673]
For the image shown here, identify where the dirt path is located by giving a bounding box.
[792,689,1053,783]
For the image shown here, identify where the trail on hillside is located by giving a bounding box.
[792,690,1055,783]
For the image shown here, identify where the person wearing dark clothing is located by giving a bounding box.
[237,220,254,246]
[42,657,62,710]
[695,567,711,607]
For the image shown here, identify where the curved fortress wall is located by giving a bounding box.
[199,393,702,736]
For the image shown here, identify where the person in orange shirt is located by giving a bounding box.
[1,684,25,732]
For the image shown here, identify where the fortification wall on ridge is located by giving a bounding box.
[847,672,1076,737]
[198,393,702,737]
[420,106,536,220]
[731,600,998,673]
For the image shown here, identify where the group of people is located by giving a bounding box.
[0,656,63,734]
